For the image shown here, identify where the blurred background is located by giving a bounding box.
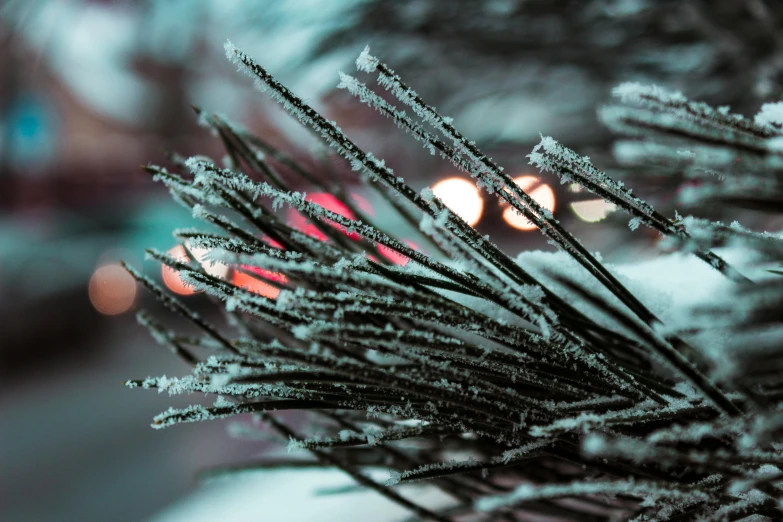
[2,1,783,520]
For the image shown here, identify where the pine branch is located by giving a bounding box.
[125,41,783,521]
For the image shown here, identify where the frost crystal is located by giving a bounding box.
[355,45,378,73]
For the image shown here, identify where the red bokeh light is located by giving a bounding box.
[287,193,369,241]
[231,237,287,299]
[377,241,418,266]
[232,266,287,299]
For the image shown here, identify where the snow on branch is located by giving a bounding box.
[124,42,783,522]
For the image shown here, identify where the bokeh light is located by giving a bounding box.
[88,263,137,315]
[287,193,366,241]
[502,175,555,231]
[570,199,618,223]
[187,242,229,279]
[431,177,484,226]
[232,266,287,299]
[161,245,200,296]
[378,241,418,266]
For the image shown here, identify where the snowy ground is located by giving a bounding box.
[150,468,454,522]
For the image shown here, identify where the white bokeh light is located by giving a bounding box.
[570,199,618,223]
[431,177,484,226]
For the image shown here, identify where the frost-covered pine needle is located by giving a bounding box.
[125,42,783,521]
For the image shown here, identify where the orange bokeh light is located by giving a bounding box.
[89,263,137,315]
[161,245,200,296]
[431,177,484,226]
[502,176,556,231]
